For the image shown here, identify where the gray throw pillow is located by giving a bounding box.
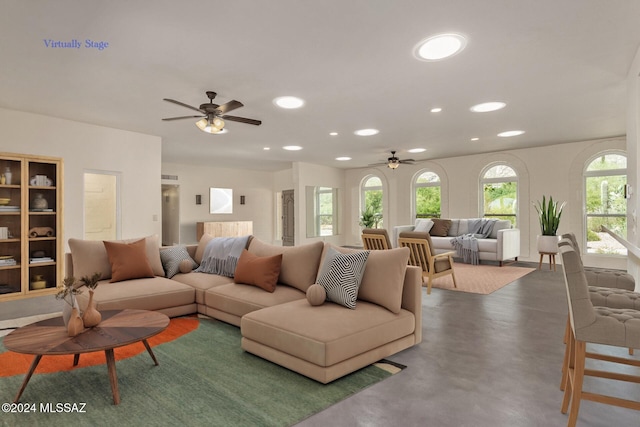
[160,246,198,278]
[316,247,369,309]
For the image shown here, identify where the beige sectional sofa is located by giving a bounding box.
[393,218,520,265]
[66,235,422,384]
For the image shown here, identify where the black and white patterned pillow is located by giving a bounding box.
[160,246,198,278]
[316,247,369,309]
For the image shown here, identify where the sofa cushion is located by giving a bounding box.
[234,249,282,293]
[205,283,305,318]
[69,235,164,280]
[104,239,155,283]
[241,299,416,367]
[77,276,195,312]
[316,247,369,309]
[414,219,434,233]
[159,245,198,278]
[490,220,512,239]
[195,233,214,265]
[248,239,324,292]
[329,245,409,314]
[430,219,452,237]
[171,271,234,305]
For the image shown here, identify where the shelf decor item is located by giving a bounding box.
[80,272,102,327]
[4,167,12,185]
[31,193,48,210]
[30,274,47,290]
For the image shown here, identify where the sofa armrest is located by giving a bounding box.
[496,228,520,261]
[402,265,422,344]
[392,225,415,248]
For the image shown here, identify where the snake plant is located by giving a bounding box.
[534,195,566,236]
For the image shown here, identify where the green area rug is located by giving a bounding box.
[0,317,393,427]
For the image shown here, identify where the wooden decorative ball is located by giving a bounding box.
[179,259,194,274]
[306,284,326,306]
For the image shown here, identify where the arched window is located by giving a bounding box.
[414,171,441,218]
[481,164,518,226]
[584,153,627,255]
[361,175,383,228]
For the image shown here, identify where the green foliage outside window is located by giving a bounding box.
[415,186,441,218]
[584,154,627,254]
[362,189,383,228]
[483,181,517,226]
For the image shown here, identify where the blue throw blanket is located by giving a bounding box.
[194,236,250,277]
[450,219,497,265]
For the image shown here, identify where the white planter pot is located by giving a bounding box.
[537,235,560,254]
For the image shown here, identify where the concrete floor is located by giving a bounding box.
[297,263,640,427]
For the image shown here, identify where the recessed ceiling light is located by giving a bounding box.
[336,157,351,161]
[408,148,426,153]
[470,137,479,141]
[430,107,442,113]
[263,147,270,150]
[273,96,305,109]
[497,130,525,137]
[354,128,379,136]
[414,33,467,61]
[283,145,303,151]
[329,132,338,136]
[470,102,506,113]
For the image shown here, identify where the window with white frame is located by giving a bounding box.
[584,153,627,255]
[414,171,441,218]
[361,175,383,228]
[481,164,518,226]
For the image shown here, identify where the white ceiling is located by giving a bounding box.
[2,1,640,171]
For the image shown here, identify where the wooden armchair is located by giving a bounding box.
[361,228,392,250]
[398,232,457,294]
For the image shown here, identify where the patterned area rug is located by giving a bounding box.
[0,316,397,427]
[431,262,535,294]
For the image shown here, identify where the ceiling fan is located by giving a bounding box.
[162,91,262,134]
[370,151,415,169]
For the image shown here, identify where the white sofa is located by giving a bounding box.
[393,218,520,266]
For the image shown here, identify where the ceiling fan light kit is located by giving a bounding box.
[163,90,261,134]
[195,116,225,134]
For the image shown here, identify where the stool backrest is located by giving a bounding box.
[558,239,596,338]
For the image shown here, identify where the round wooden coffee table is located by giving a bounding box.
[4,309,169,405]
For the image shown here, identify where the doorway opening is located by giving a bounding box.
[162,184,180,245]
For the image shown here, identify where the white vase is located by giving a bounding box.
[537,235,560,254]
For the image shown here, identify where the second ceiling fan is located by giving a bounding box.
[370,151,415,169]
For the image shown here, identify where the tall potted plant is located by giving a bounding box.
[534,195,566,253]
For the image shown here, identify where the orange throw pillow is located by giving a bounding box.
[234,249,282,292]
[103,239,155,283]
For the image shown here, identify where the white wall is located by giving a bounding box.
[345,137,627,268]
[0,108,162,249]
[626,45,640,280]
[161,162,275,244]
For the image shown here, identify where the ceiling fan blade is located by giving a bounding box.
[222,115,262,126]
[162,115,205,121]
[216,100,244,115]
[163,98,205,114]
[400,159,415,163]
